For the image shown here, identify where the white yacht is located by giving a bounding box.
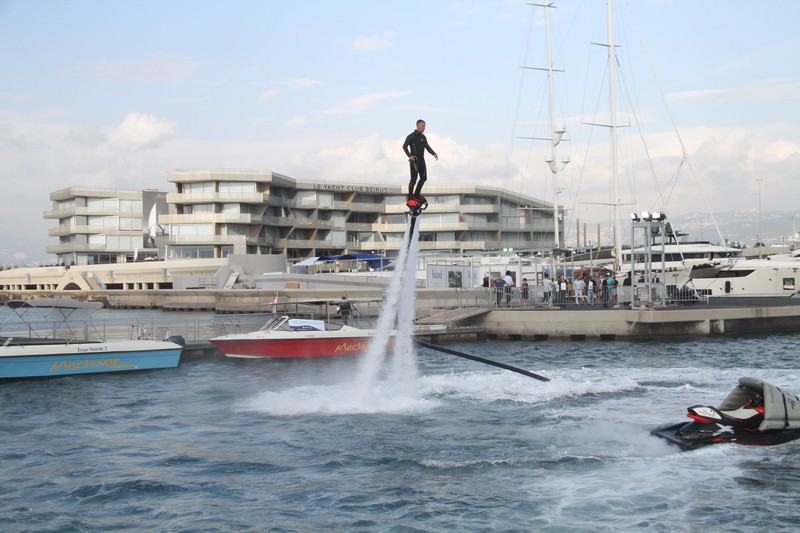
[686,258,800,298]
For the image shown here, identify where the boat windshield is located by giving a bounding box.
[259,316,287,331]
[259,316,327,332]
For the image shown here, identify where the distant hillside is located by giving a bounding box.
[668,210,798,247]
[576,210,798,250]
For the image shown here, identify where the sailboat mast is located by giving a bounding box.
[545,3,560,250]
[607,0,622,269]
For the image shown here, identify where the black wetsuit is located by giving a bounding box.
[402,130,437,197]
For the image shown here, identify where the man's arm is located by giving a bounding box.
[402,134,413,158]
[425,141,438,160]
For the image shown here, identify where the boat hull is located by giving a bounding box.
[0,340,184,379]
[651,421,800,451]
[210,335,381,358]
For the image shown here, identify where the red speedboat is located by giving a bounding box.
[210,316,388,358]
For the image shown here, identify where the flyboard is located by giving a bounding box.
[405,194,428,248]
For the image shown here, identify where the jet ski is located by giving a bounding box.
[651,377,800,451]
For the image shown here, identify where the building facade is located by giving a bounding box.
[44,187,168,266]
[162,169,562,262]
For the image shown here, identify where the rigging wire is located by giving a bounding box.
[624,0,727,246]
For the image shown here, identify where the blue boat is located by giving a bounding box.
[1,299,184,379]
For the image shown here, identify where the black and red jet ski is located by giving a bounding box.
[651,377,800,451]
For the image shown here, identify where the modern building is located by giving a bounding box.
[162,169,561,262]
[44,187,169,266]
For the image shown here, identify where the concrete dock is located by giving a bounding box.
[472,299,800,340]
[2,288,798,342]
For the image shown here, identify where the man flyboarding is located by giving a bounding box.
[402,119,438,200]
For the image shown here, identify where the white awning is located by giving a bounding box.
[294,257,321,267]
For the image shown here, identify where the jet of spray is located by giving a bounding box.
[353,216,421,401]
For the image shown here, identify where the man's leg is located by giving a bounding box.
[408,162,419,199]
[413,162,427,196]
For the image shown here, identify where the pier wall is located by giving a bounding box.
[1,288,798,340]
[473,304,800,340]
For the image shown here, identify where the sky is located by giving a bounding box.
[1,0,799,265]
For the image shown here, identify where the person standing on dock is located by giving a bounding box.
[493,273,506,307]
[402,119,438,199]
[574,276,586,305]
[542,273,552,304]
[558,275,568,309]
[587,276,596,305]
[503,271,514,306]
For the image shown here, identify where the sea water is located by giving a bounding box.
[2,328,800,531]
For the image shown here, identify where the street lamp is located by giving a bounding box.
[756,178,764,258]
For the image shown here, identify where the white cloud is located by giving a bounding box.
[258,90,280,103]
[288,78,324,89]
[352,34,393,52]
[287,115,310,126]
[87,53,201,81]
[324,91,411,115]
[109,112,176,149]
[670,79,800,103]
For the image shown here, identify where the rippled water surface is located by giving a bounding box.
[2,322,800,532]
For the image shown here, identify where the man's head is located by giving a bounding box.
[416,119,426,132]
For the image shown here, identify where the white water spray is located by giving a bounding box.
[353,216,422,401]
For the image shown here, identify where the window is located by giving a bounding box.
[119,217,142,231]
[184,182,215,193]
[107,235,138,249]
[464,214,490,223]
[331,230,346,246]
[381,214,406,224]
[225,224,247,236]
[219,181,256,193]
[295,191,317,206]
[292,209,314,222]
[431,195,459,207]
[167,246,214,259]
[353,193,381,204]
[87,197,119,209]
[172,224,214,236]
[463,196,493,205]
[429,213,460,224]
[87,216,118,228]
[119,199,142,213]
[318,191,333,208]
[186,204,214,214]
